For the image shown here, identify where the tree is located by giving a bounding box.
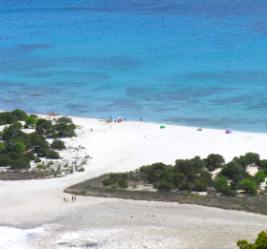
[172,172,186,189]
[175,158,201,182]
[0,109,27,125]
[254,170,266,185]
[9,157,30,169]
[12,109,27,121]
[192,179,208,191]
[36,119,53,136]
[259,160,267,173]
[53,122,76,138]
[102,173,129,188]
[153,180,173,192]
[221,161,247,183]
[205,154,225,171]
[214,175,234,196]
[1,123,24,141]
[25,114,38,128]
[237,231,267,249]
[240,178,257,195]
[0,112,15,125]
[0,143,6,153]
[29,132,49,152]
[56,117,73,124]
[118,178,128,189]
[140,163,168,183]
[14,141,26,154]
[234,153,260,168]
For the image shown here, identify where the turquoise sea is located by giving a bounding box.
[1,0,267,131]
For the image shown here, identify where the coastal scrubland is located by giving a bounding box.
[0,109,88,179]
[101,152,267,196]
[66,152,267,215]
[237,230,267,249]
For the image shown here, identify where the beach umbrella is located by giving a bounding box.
[160,125,166,129]
[225,128,232,134]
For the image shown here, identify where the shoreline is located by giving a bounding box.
[2,107,266,134]
[55,113,267,135]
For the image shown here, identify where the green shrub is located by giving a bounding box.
[36,163,46,169]
[103,177,113,186]
[45,150,60,159]
[205,154,225,171]
[0,112,15,125]
[153,180,173,192]
[140,162,168,183]
[175,157,205,182]
[214,175,235,196]
[0,154,12,167]
[51,139,65,150]
[25,114,38,128]
[192,179,208,192]
[102,173,128,189]
[53,123,76,138]
[234,152,260,168]
[12,109,27,121]
[0,109,27,125]
[221,161,247,184]
[240,178,257,195]
[52,117,76,138]
[254,170,266,185]
[36,119,53,136]
[0,143,6,153]
[259,160,267,173]
[56,117,73,124]
[118,178,128,189]
[14,141,26,154]
[1,123,24,141]
[9,157,31,169]
[237,231,267,249]
[172,172,186,189]
[0,110,73,170]
[29,132,49,151]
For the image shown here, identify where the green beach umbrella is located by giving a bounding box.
[160,125,166,129]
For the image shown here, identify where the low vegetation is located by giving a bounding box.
[237,231,267,249]
[101,153,267,196]
[0,109,76,170]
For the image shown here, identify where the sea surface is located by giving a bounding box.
[1,0,267,131]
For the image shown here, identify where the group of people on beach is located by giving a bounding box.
[63,195,77,203]
[197,127,232,134]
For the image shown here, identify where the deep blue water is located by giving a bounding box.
[1,0,267,131]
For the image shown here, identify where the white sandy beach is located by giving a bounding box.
[1,116,267,248]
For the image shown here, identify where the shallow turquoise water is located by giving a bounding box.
[1,0,267,131]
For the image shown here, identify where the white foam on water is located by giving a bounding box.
[54,228,117,249]
[54,226,182,249]
[0,225,47,249]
